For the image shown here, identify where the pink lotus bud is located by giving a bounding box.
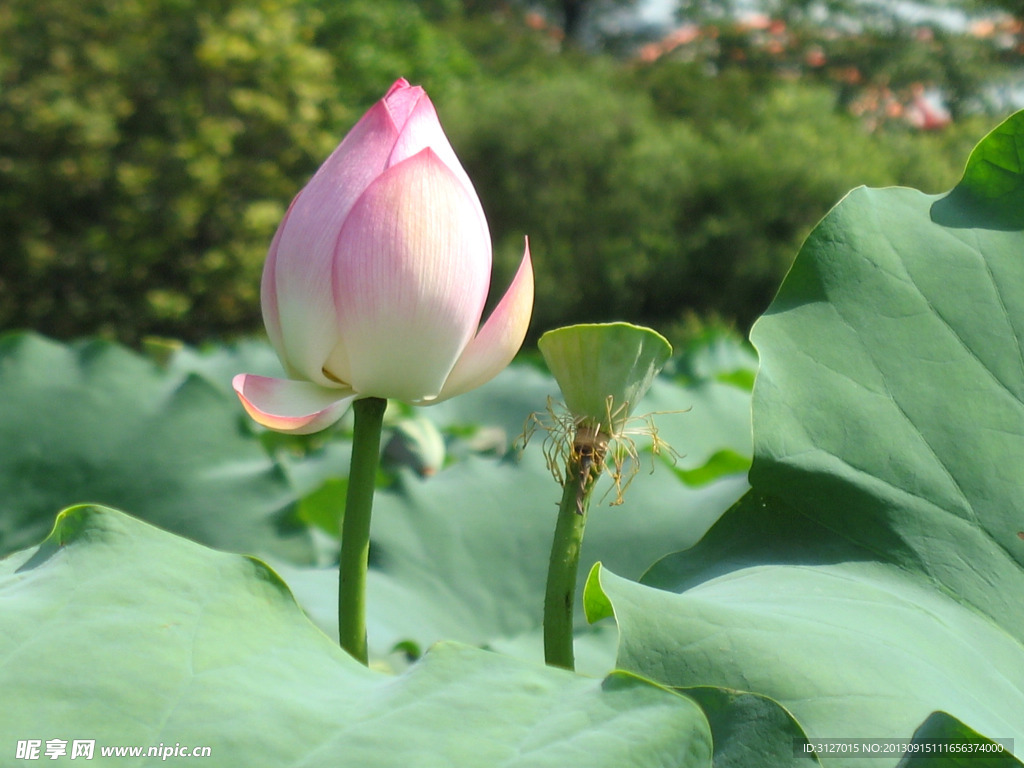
[233,79,533,434]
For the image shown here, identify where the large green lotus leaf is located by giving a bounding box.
[747,111,1024,635]
[355,354,750,664]
[0,333,311,561]
[277,557,628,677]
[643,376,752,479]
[371,450,743,619]
[670,331,759,390]
[165,336,287,389]
[0,505,712,767]
[750,192,1024,637]
[108,335,750,670]
[267,350,750,670]
[897,712,1019,767]
[580,112,1024,763]
[588,538,1024,762]
[276,448,747,671]
[680,686,818,768]
[164,339,359,532]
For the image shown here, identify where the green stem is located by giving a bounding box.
[543,452,595,671]
[338,396,387,665]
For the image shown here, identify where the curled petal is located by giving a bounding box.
[232,374,356,435]
[433,239,534,403]
[333,148,492,402]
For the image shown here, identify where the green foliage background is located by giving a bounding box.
[0,0,999,346]
[0,0,470,344]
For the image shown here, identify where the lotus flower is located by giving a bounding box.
[233,79,534,434]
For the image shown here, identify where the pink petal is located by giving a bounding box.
[232,374,356,435]
[304,94,405,235]
[433,239,534,402]
[260,200,293,376]
[388,92,463,180]
[382,79,421,130]
[332,149,491,402]
[268,96,401,384]
[386,87,487,233]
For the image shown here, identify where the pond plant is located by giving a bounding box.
[1,81,1023,766]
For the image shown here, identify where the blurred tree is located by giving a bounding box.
[307,0,477,102]
[444,60,971,340]
[0,0,472,344]
[980,0,1024,17]
[0,0,997,347]
[660,0,1016,124]
[0,0,337,343]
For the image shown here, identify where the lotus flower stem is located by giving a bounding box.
[543,425,608,671]
[338,396,387,664]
